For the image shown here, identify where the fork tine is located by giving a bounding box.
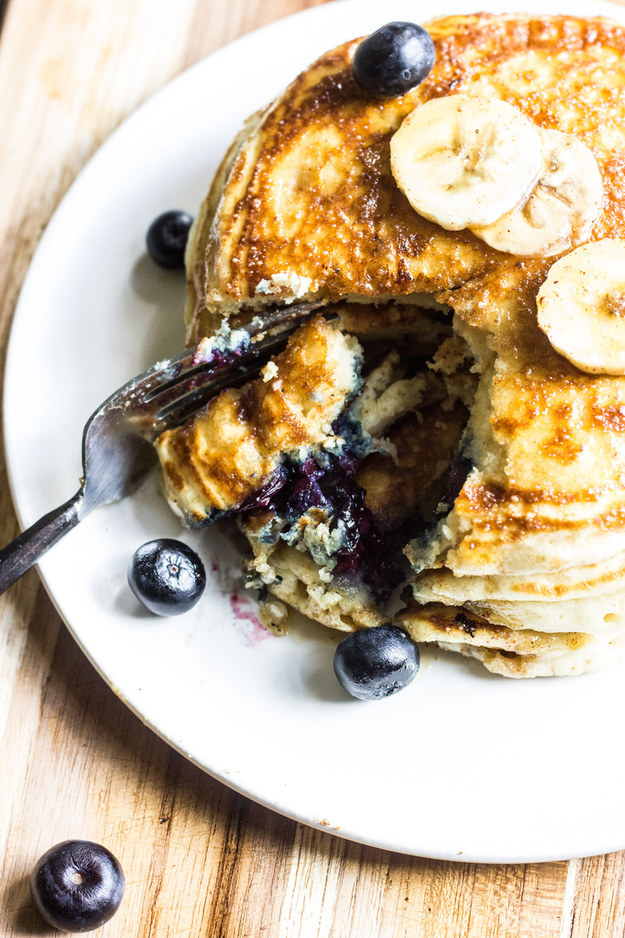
[121,301,330,439]
[139,345,249,403]
[151,316,311,433]
[137,300,325,404]
[153,358,265,432]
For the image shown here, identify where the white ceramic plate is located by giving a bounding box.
[6,0,625,863]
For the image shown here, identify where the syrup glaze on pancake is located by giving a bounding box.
[187,12,625,341]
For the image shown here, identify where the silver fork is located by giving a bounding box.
[0,301,323,594]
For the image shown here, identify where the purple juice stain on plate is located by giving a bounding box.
[229,591,272,646]
[208,554,272,645]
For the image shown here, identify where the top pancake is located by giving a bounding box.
[186,11,625,341]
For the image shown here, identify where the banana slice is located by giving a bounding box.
[473,129,603,256]
[389,94,543,231]
[536,239,625,374]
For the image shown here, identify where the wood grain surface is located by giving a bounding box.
[1,1,624,935]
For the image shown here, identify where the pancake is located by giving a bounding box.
[398,601,625,678]
[155,315,363,522]
[186,11,625,342]
[157,301,472,630]
[160,11,625,678]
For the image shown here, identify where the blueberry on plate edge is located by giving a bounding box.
[352,21,436,98]
[30,840,125,933]
[334,624,420,700]
[146,209,193,269]
[128,538,206,616]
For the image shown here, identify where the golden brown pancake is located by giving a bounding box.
[165,12,625,678]
[186,11,625,340]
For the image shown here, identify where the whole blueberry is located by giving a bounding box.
[30,840,125,933]
[334,625,420,699]
[128,538,206,615]
[352,22,436,98]
[146,210,193,269]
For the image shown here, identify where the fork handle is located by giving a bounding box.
[0,490,84,594]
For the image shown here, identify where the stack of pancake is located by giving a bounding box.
[156,12,625,677]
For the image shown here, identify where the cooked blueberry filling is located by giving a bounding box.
[421,451,473,532]
[238,464,290,512]
[407,451,474,556]
[439,453,473,510]
[242,453,407,600]
[239,389,470,600]
[331,413,371,465]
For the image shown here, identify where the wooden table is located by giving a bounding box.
[1,1,625,934]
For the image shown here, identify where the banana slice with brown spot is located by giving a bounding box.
[536,239,625,374]
[389,94,543,231]
[472,129,603,256]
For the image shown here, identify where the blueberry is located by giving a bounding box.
[128,538,206,615]
[352,22,436,98]
[334,625,419,699]
[30,840,124,933]
[146,210,193,269]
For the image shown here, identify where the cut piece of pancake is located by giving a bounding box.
[157,301,471,634]
[165,12,625,678]
[155,315,363,523]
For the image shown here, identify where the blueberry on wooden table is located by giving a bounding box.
[334,625,420,699]
[128,538,206,615]
[30,840,125,933]
[146,209,193,269]
[352,21,436,98]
